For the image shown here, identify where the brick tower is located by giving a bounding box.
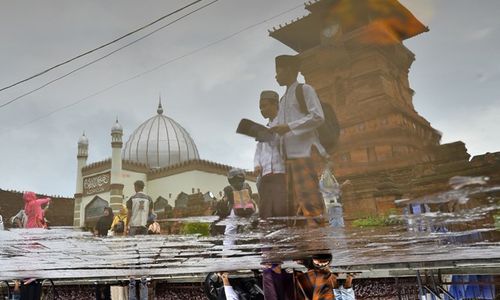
[270,0,442,177]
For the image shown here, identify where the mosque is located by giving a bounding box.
[73,101,256,227]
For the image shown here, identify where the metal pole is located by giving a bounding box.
[416,270,426,300]
[430,270,440,298]
[437,286,456,300]
[424,286,442,299]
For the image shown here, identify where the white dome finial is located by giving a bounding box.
[157,94,164,115]
[78,131,89,145]
[111,117,123,133]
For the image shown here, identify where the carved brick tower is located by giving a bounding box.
[270,0,443,176]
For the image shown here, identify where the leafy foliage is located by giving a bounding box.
[352,211,402,228]
[180,222,210,236]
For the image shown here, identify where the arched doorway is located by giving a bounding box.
[84,196,108,229]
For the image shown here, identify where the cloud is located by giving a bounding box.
[465,27,494,41]
[435,104,500,157]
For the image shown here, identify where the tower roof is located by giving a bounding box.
[122,101,200,169]
[270,0,428,52]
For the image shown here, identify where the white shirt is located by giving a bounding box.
[254,117,286,176]
[276,81,326,159]
[126,192,152,227]
[224,285,239,300]
[334,286,355,300]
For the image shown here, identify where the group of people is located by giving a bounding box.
[216,54,339,232]
[204,254,355,300]
[254,54,337,225]
[206,54,353,300]
[94,180,161,237]
[2,54,336,237]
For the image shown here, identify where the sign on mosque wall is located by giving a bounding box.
[83,172,111,196]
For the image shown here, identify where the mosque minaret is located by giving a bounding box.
[73,132,88,226]
[110,119,124,213]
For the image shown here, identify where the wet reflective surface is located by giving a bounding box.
[1,183,499,281]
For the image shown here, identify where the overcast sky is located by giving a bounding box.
[0,0,499,197]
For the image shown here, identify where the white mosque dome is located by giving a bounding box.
[122,102,200,169]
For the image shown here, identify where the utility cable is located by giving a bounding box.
[0,2,303,135]
[0,0,219,109]
[0,0,204,93]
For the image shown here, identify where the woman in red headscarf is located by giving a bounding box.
[23,191,51,228]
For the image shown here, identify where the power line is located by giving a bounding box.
[0,0,219,109]
[0,0,204,93]
[0,3,304,135]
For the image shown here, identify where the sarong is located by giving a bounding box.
[295,269,336,300]
[286,147,325,219]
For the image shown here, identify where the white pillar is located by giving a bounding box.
[110,119,124,212]
[74,133,88,227]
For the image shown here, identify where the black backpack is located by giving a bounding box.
[296,84,340,152]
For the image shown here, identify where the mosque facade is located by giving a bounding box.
[73,102,256,227]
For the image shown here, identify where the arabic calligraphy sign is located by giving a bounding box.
[83,172,110,196]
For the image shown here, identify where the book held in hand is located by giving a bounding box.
[236,119,274,142]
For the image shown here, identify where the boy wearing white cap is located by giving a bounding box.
[271,54,327,223]
[254,90,288,219]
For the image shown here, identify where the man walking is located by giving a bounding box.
[254,90,288,219]
[125,180,153,236]
[271,54,327,223]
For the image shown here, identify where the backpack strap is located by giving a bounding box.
[293,270,311,300]
[49,279,60,300]
[295,83,308,114]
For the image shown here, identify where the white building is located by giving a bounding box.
[73,101,256,227]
